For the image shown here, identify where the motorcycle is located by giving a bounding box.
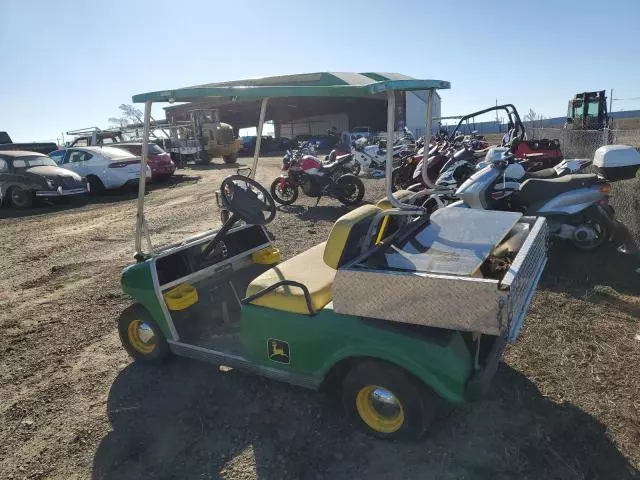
[325,147,361,176]
[451,150,638,252]
[352,127,417,176]
[270,149,365,206]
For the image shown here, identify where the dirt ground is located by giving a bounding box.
[1,157,639,480]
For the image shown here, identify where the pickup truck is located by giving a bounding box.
[0,132,58,155]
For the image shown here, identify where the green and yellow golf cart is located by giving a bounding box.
[118,79,548,440]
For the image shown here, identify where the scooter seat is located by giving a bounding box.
[523,167,557,180]
[518,174,599,207]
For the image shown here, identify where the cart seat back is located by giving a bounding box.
[376,190,413,210]
[323,204,382,269]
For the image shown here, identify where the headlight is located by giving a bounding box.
[46,179,56,189]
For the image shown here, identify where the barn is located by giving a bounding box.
[164,72,442,138]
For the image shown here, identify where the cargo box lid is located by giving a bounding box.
[593,145,640,168]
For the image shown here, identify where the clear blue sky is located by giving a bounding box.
[2,0,639,142]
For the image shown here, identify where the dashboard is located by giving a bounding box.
[155,225,270,286]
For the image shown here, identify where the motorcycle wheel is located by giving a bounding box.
[336,175,365,206]
[571,213,609,251]
[270,178,299,205]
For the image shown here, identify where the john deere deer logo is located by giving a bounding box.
[268,339,290,364]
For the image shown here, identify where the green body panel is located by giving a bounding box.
[119,261,473,404]
[120,261,172,338]
[241,304,473,404]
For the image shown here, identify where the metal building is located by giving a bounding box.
[164,72,441,137]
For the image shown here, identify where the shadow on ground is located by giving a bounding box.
[542,243,640,315]
[93,359,638,480]
[278,201,373,223]
[186,163,242,172]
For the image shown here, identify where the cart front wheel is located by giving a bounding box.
[342,360,437,440]
[118,304,170,362]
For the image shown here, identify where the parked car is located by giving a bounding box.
[272,137,293,152]
[238,136,275,156]
[0,150,88,208]
[48,146,151,193]
[109,142,175,179]
[0,131,59,155]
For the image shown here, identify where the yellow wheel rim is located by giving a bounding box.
[355,385,404,433]
[127,319,156,354]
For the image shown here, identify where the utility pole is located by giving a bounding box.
[610,89,614,113]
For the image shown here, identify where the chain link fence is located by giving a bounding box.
[530,128,640,158]
[528,128,640,243]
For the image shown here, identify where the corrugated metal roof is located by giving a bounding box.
[134,79,451,104]
[158,72,444,108]
[194,72,412,88]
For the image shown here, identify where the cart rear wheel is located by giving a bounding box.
[342,360,437,440]
[118,304,170,362]
[223,154,238,164]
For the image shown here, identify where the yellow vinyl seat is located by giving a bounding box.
[245,242,335,315]
[245,205,382,315]
[376,190,413,210]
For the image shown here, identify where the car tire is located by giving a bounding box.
[118,304,170,362]
[342,360,438,441]
[8,186,33,209]
[87,175,105,195]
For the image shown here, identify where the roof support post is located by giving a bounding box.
[421,89,435,187]
[251,97,269,179]
[386,89,419,210]
[135,99,152,257]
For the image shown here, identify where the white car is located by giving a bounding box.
[48,146,151,192]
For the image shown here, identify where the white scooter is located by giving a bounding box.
[451,146,640,252]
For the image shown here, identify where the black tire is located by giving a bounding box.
[7,186,33,208]
[336,174,365,206]
[270,178,299,205]
[571,211,609,251]
[196,152,212,165]
[391,169,405,193]
[118,304,170,362]
[342,360,438,440]
[87,175,105,195]
[223,154,238,164]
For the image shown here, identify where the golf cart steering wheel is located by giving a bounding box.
[220,175,276,225]
[198,175,276,264]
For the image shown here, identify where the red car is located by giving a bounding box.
[113,143,175,179]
